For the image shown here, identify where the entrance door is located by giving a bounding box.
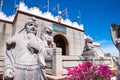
[54,35,67,55]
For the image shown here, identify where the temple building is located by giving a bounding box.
[0,2,117,79]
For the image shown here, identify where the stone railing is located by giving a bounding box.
[46,48,116,77]
[0,56,4,79]
[0,57,4,74]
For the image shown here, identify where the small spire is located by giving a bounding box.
[44,0,50,12]
[77,9,82,24]
[21,0,24,2]
[34,4,39,8]
[58,16,61,23]
[13,0,17,13]
[0,0,3,11]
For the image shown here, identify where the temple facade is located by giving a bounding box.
[0,2,117,79]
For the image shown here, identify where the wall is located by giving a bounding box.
[14,12,85,56]
[67,28,85,55]
[0,22,12,74]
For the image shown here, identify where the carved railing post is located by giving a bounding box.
[52,48,62,76]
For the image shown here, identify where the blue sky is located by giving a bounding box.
[1,0,120,56]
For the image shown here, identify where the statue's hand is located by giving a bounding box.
[27,40,40,54]
[27,33,40,53]
[4,68,14,79]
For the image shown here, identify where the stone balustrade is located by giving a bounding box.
[46,48,116,76]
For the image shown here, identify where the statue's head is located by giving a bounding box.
[19,17,38,35]
[85,36,93,44]
[40,26,53,43]
[25,17,38,35]
[43,27,53,36]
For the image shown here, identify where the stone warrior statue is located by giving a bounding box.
[3,17,54,80]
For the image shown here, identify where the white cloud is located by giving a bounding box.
[98,40,110,44]
[101,45,119,56]
[97,39,119,56]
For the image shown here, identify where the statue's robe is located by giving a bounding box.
[4,33,48,80]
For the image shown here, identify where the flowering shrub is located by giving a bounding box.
[64,62,114,80]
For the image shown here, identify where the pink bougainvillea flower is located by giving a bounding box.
[65,62,114,80]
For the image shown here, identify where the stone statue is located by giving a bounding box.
[82,36,97,56]
[3,17,53,80]
[110,24,120,79]
[116,39,120,52]
[39,26,56,60]
[40,26,56,48]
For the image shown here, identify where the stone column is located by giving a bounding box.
[52,48,62,76]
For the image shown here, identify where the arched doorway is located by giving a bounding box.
[54,35,68,55]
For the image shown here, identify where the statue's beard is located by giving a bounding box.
[27,31,37,35]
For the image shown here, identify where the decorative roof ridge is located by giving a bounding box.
[0,11,15,22]
[0,1,84,30]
